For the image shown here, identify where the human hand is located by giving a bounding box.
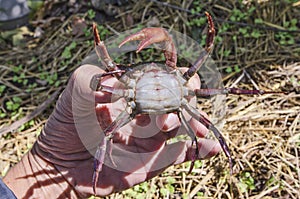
[4,64,220,198]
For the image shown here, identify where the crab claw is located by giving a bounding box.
[119,27,177,68]
[119,28,169,52]
[204,12,215,53]
[92,23,118,72]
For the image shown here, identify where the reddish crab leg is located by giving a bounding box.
[93,23,117,71]
[93,110,134,195]
[90,70,126,91]
[119,27,178,68]
[195,88,286,97]
[183,103,233,174]
[183,12,215,80]
[178,111,199,174]
[93,23,126,82]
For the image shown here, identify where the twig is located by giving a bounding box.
[244,70,260,90]
[230,71,245,88]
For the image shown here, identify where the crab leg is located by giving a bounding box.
[90,70,126,91]
[93,23,125,80]
[183,12,215,80]
[119,27,178,68]
[194,88,286,98]
[178,111,199,174]
[93,110,134,195]
[183,103,233,174]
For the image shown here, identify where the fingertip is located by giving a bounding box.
[186,139,220,161]
[178,67,201,88]
[156,113,180,132]
[189,118,209,138]
[202,140,221,159]
[94,91,113,103]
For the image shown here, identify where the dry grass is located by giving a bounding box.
[1,0,299,198]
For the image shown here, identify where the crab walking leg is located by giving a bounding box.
[183,12,215,80]
[194,88,285,98]
[183,103,233,174]
[93,23,124,79]
[178,111,199,174]
[90,70,126,91]
[93,136,109,194]
[119,27,178,68]
[93,110,134,195]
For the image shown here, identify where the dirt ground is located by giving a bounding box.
[1,0,299,198]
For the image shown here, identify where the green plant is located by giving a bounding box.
[0,85,6,95]
[6,96,22,111]
[11,64,29,86]
[123,181,154,198]
[17,120,35,132]
[0,109,6,118]
[62,41,77,59]
[197,191,204,197]
[25,83,38,93]
[160,176,176,197]
[87,9,96,20]
[28,0,44,13]
[275,18,297,45]
[187,16,207,27]
[39,71,60,86]
[84,27,92,38]
[225,65,241,73]
[275,19,297,45]
[237,171,255,193]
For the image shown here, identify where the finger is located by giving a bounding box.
[178,67,201,89]
[156,113,180,132]
[71,64,117,104]
[127,138,220,181]
[94,75,121,103]
[174,139,221,165]
[157,110,210,139]
[189,111,209,138]
[186,139,220,160]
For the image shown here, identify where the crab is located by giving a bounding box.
[90,12,281,194]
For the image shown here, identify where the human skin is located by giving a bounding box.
[3,64,220,198]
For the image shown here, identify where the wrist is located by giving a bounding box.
[3,143,78,198]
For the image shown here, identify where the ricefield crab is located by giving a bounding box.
[90,12,281,194]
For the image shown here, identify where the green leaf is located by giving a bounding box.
[166,176,176,184]
[0,85,6,94]
[166,184,175,193]
[62,41,77,59]
[234,65,241,73]
[0,110,6,118]
[87,9,96,20]
[194,160,203,168]
[239,27,248,35]
[254,18,263,24]
[225,67,233,73]
[160,188,168,196]
[251,30,261,39]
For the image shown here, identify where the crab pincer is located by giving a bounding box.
[119,27,178,68]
